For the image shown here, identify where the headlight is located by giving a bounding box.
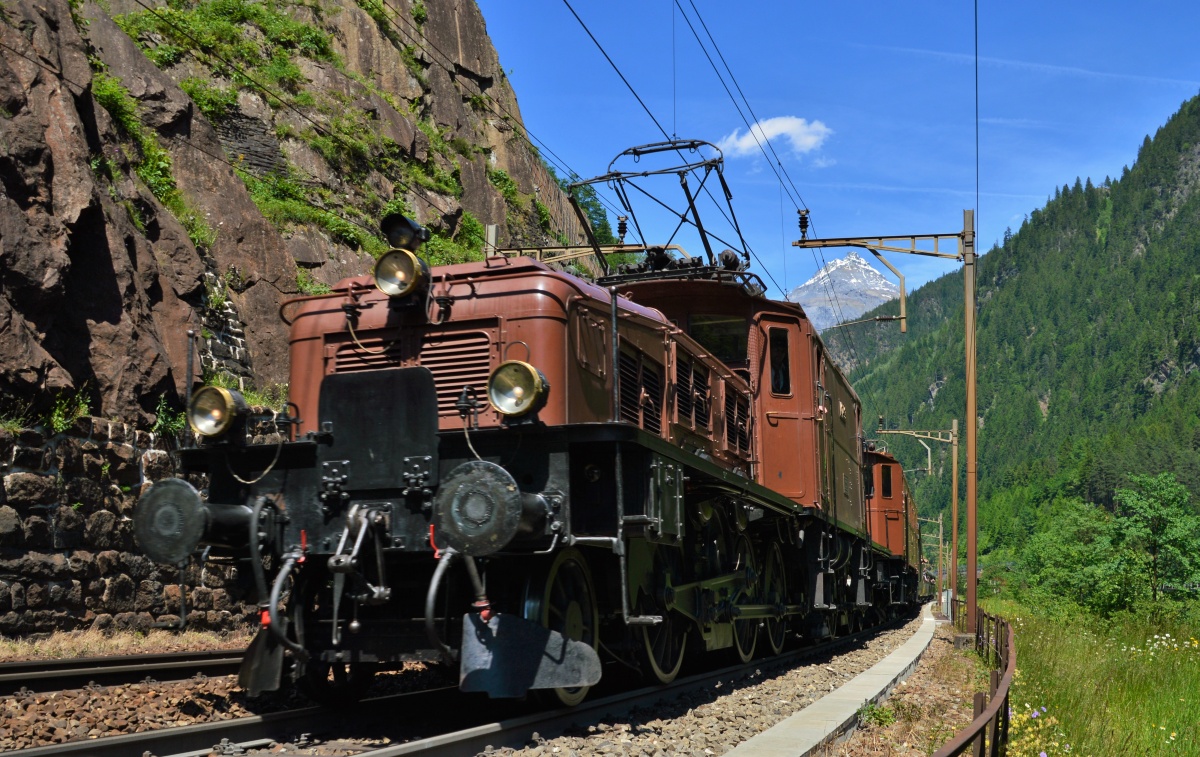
[188,386,247,437]
[487,361,549,417]
[374,248,429,298]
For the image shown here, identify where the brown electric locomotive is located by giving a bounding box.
[134,141,925,705]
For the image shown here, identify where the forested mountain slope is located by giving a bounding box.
[826,94,1200,562]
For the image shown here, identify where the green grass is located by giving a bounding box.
[295,266,331,295]
[988,598,1200,755]
[115,0,336,92]
[91,72,217,252]
[238,170,389,257]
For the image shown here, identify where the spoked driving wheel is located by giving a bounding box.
[761,543,788,656]
[523,548,598,706]
[638,544,688,684]
[731,535,758,663]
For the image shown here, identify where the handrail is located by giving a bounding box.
[933,603,1015,756]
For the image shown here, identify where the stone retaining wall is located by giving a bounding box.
[0,421,254,637]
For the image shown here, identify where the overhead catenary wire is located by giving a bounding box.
[671,1,883,414]
[560,0,786,294]
[669,1,874,395]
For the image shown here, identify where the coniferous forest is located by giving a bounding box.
[826,93,1200,619]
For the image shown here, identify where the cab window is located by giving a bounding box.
[689,314,747,366]
[881,464,894,498]
[768,327,791,395]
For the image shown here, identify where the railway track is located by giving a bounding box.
[8,610,917,756]
[0,649,246,696]
[358,617,912,757]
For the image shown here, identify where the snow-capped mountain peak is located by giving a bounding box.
[785,251,899,331]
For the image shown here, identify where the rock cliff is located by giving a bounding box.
[0,0,584,424]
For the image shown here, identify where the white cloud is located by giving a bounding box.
[717,116,832,159]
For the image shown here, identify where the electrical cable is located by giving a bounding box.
[362,0,628,235]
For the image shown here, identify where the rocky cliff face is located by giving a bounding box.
[0,0,583,425]
[786,251,899,331]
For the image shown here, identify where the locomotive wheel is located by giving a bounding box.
[761,543,788,656]
[731,535,758,663]
[523,548,598,707]
[638,545,687,684]
[297,660,376,706]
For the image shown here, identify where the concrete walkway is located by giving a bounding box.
[727,604,939,756]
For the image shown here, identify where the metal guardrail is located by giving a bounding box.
[933,599,1014,757]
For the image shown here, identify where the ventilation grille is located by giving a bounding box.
[333,330,492,415]
[675,357,711,429]
[332,334,404,372]
[724,389,751,455]
[419,332,492,415]
[619,351,663,435]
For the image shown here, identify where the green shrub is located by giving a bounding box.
[242,383,288,411]
[240,170,389,257]
[47,386,90,434]
[116,0,337,94]
[534,198,552,232]
[296,266,332,295]
[92,72,217,252]
[858,701,896,728]
[152,395,187,437]
[180,77,238,121]
[488,169,521,205]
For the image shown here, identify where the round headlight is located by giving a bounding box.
[487,361,549,417]
[374,248,429,298]
[188,386,246,437]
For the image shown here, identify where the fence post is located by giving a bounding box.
[972,691,987,757]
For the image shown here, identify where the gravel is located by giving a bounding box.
[492,614,927,757]
[4,615,932,756]
[0,663,452,751]
[824,621,982,756]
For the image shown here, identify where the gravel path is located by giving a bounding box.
[491,613,927,757]
[822,621,983,756]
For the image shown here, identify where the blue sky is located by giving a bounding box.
[475,1,1200,299]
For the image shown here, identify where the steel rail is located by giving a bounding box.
[10,686,461,757]
[9,610,921,757]
[358,610,921,757]
[0,649,246,696]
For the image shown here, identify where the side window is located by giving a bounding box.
[881,464,893,498]
[768,327,791,395]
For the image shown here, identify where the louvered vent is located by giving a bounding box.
[619,351,663,434]
[676,358,693,421]
[724,389,751,455]
[333,330,492,415]
[419,332,492,415]
[675,358,711,429]
[332,334,404,372]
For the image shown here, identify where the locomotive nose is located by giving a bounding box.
[134,478,207,565]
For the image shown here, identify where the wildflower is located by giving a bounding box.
[1040,752,1047,757]
[1041,706,1047,713]
[1032,711,1039,719]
